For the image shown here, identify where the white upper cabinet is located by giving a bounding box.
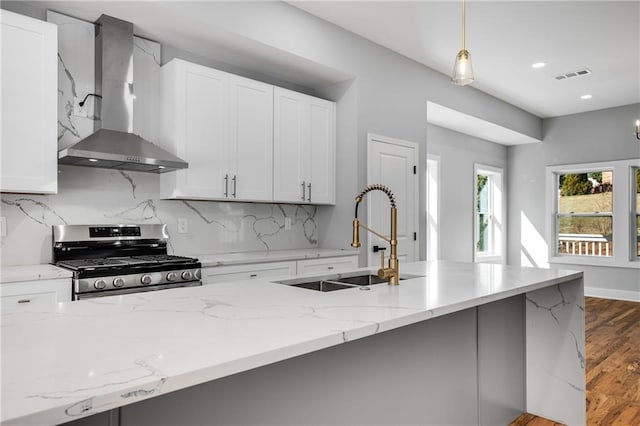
[159,60,230,199]
[273,87,336,205]
[1,10,58,194]
[159,60,273,201]
[229,75,273,202]
[159,59,334,204]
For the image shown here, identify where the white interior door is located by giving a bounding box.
[367,134,419,267]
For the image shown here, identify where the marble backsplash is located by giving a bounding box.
[0,10,319,266]
[1,166,318,266]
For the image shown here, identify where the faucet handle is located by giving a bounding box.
[377,246,387,269]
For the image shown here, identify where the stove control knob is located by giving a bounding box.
[194,269,201,280]
[94,279,107,290]
[113,278,125,288]
[140,274,153,285]
[181,271,193,281]
[166,272,177,282]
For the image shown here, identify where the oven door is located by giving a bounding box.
[74,281,202,300]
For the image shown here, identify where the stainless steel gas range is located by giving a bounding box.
[53,224,201,300]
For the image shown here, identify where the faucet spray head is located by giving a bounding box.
[351,219,361,248]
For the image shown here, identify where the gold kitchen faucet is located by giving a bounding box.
[351,184,399,285]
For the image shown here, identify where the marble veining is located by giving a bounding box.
[1,198,68,227]
[525,278,586,425]
[1,261,583,425]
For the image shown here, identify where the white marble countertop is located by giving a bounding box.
[190,248,359,267]
[0,264,73,284]
[1,260,582,426]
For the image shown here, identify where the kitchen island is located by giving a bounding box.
[1,261,585,426]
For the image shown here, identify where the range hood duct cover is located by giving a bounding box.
[57,15,187,173]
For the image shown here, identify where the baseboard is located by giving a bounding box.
[585,287,640,302]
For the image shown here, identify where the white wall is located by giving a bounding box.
[507,103,640,300]
[426,125,508,262]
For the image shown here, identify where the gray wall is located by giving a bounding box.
[507,103,640,297]
[2,2,541,268]
[426,125,508,263]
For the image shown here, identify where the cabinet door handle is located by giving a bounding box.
[249,274,257,278]
[232,175,237,198]
[307,182,312,202]
[327,266,334,270]
[301,181,306,201]
[224,174,229,197]
[17,299,31,304]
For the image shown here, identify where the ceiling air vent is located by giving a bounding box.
[554,68,592,80]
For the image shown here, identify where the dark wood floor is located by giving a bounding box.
[511,297,640,426]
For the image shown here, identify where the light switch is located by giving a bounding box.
[0,217,6,237]
[284,217,292,231]
[177,218,188,234]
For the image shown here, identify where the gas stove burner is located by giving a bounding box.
[57,258,130,269]
[129,255,198,264]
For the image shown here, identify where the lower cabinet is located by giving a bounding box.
[1,279,71,314]
[296,256,358,275]
[203,261,297,285]
[202,255,359,285]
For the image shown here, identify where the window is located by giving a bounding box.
[556,170,613,257]
[474,165,504,263]
[546,159,640,268]
[426,155,439,261]
[635,168,640,257]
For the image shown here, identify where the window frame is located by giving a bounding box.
[555,168,614,258]
[426,154,440,261]
[546,159,640,269]
[474,164,505,264]
[632,167,640,260]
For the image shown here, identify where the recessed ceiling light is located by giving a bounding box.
[580,94,592,100]
[531,62,546,69]
[88,158,98,162]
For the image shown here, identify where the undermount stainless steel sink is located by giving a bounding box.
[290,281,355,292]
[275,271,423,292]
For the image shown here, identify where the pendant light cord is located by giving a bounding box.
[462,0,466,50]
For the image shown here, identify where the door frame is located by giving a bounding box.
[366,133,419,267]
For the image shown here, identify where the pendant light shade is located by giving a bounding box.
[452,0,474,85]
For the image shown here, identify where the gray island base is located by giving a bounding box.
[2,261,585,426]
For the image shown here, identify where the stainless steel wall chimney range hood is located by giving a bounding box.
[58,15,187,173]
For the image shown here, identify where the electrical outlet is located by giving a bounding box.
[0,217,6,237]
[284,217,292,231]
[73,97,90,118]
[177,218,188,234]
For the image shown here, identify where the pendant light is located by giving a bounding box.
[452,0,474,85]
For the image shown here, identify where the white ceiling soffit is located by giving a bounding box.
[291,1,640,118]
[20,0,353,90]
[427,101,542,146]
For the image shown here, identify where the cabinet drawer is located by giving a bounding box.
[203,261,297,284]
[296,256,358,275]
[1,291,61,314]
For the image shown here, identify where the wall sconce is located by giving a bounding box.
[635,120,640,140]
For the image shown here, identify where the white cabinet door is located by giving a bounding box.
[0,10,57,194]
[203,261,297,285]
[296,256,358,275]
[273,88,308,203]
[1,279,71,314]
[308,99,336,205]
[273,87,336,205]
[230,76,273,202]
[160,60,230,200]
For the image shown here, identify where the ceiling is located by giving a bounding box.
[8,1,639,120]
[290,1,639,118]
